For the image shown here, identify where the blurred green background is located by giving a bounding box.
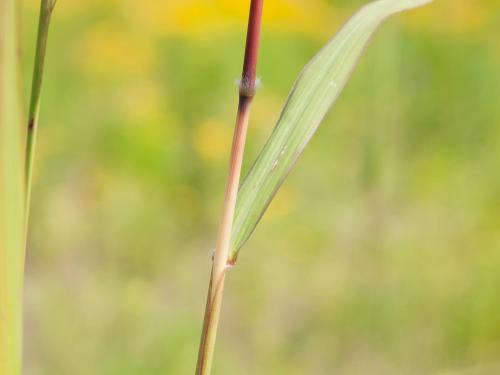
[20,0,500,374]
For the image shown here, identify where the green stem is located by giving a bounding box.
[25,0,55,214]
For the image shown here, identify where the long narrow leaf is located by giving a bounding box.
[0,0,26,374]
[230,0,432,261]
[26,0,56,207]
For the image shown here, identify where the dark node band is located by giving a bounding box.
[238,75,257,98]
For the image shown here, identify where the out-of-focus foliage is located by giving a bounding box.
[21,0,500,374]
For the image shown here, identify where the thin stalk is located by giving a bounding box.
[195,1,264,374]
[25,0,56,213]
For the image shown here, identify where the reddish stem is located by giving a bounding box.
[195,1,264,374]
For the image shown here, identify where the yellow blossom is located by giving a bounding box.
[193,118,232,161]
[77,24,155,79]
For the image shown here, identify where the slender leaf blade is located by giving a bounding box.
[230,0,432,260]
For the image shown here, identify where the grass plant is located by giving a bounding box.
[196,1,433,374]
[195,1,264,374]
[0,1,55,373]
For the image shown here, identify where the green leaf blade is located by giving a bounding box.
[230,0,433,260]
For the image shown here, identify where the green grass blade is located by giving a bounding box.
[26,0,56,208]
[0,0,26,373]
[229,0,433,261]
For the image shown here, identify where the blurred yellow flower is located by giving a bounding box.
[131,0,339,39]
[77,24,155,78]
[193,118,232,161]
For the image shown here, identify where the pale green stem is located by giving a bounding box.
[195,99,253,375]
[0,0,26,374]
